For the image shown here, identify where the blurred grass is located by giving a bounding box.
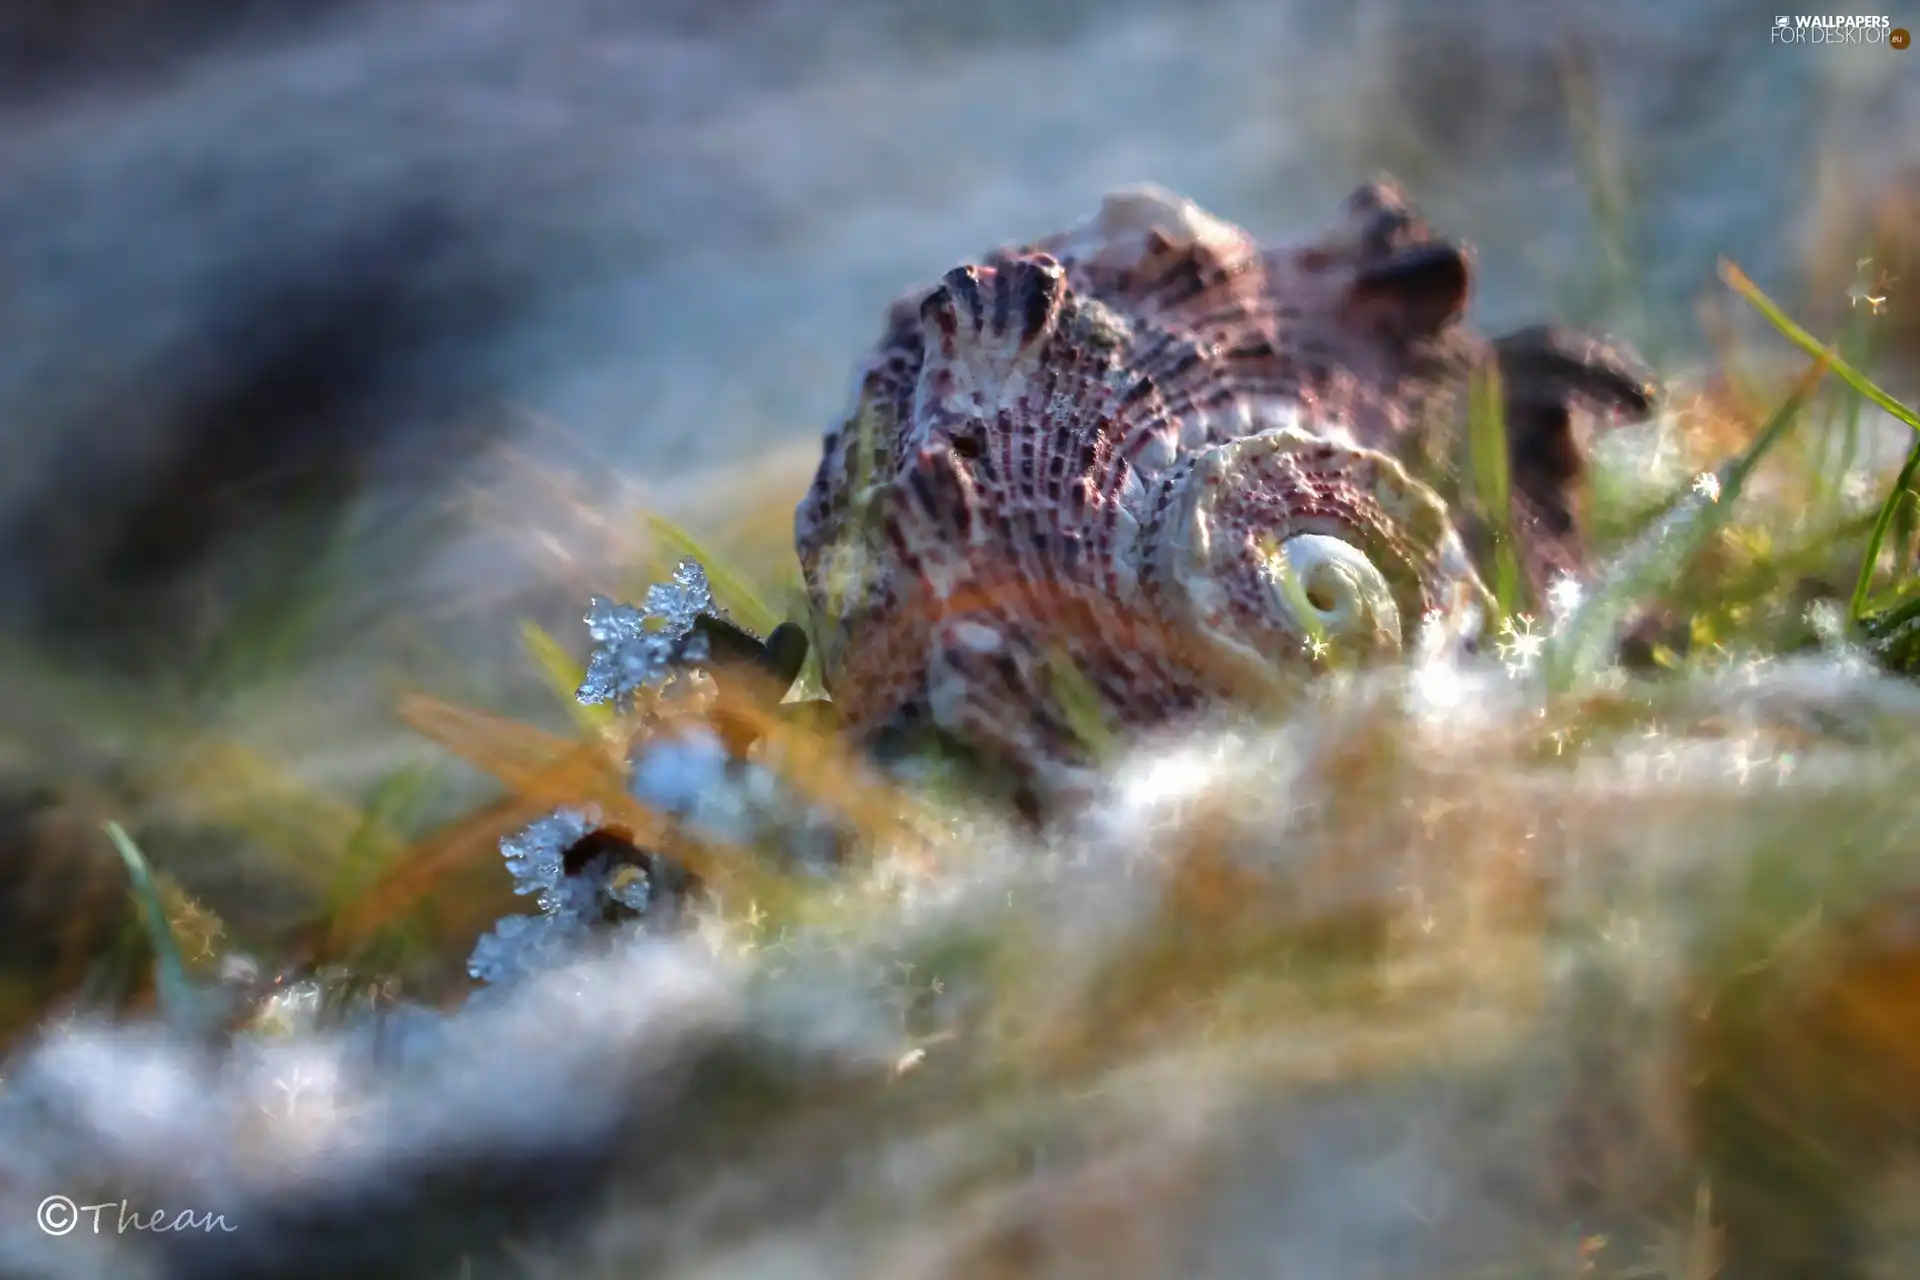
[1546,346,1828,689]
[10,214,1920,1029]
[1558,38,1655,352]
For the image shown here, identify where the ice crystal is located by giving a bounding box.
[500,806,597,914]
[468,913,572,988]
[630,725,745,846]
[1804,599,1845,645]
[253,981,326,1038]
[1692,472,1721,503]
[630,726,846,872]
[468,806,654,991]
[1544,577,1584,627]
[631,726,733,816]
[577,559,716,708]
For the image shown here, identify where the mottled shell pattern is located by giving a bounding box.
[794,181,1534,803]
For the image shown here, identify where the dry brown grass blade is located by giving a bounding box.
[318,740,788,963]
[984,796,1263,1080]
[0,797,142,1047]
[387,692,802,940]
[315,790,557,963]
[1011,703,1555,1090]
[925,1132,1211,1280]
[395,694,602,796]
[396,696,665,840]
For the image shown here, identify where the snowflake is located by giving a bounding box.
[576,559,715,708]
[1847,259,1894,316]
[1848,274,1888,314]
[1692,472,1721,503]
[270,1062,338,1122]
[1725,737,1772,786]
[1303,633,1331,661]
[1494,613,1544,676]
[1544,576,1584,626]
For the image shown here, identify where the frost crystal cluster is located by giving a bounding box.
[577,559,715,708]
[471,556,779,992]
[468,806,653,991]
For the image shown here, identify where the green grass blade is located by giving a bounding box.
[1722,259,1920,437]
[1467,357,1521,619]
[1560,45,1651,345]
[103,822,197,1028]
[1860,584,1920,674]
[1851,435,1920,624]
[641,513,782,638]
[520,619,616,730]
[328,761,442,917]
[1896,432,1920,579]
[1545,357,1826,689]
[1820,304,1867,511]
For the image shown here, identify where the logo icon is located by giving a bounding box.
[1893,26,1911,48]
[1775,14,1791,26]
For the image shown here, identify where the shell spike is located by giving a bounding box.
[919,256,1069,372]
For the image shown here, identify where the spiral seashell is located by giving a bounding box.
[794,182,1652,813]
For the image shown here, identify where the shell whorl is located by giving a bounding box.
[1272,536,1400,647]
[1141,426,1487,671]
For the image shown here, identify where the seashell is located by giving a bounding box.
[794,182,1654,811]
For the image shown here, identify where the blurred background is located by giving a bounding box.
[0,0,1915,1020]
